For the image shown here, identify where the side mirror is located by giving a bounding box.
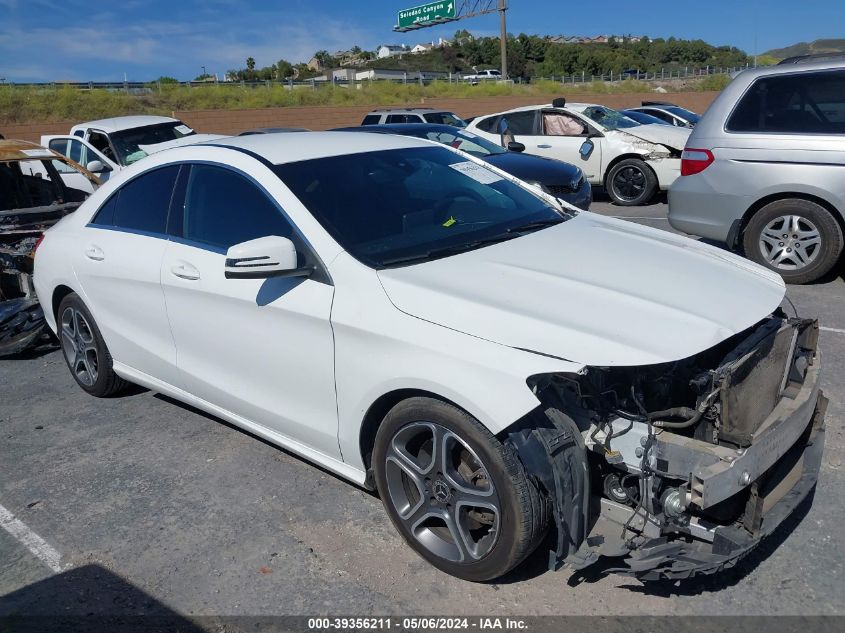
[86,160,110,173]
[579,139,595,160]
[507,141,525,153]
[224,235,311,280]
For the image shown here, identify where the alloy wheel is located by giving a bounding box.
[384,422,500,563]
[758,215,822,271]
[612,166,646,201]
[60,307,99,387]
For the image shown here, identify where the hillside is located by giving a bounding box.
[764,38,845,60]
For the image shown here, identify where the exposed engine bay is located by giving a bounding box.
[510,311,826,580]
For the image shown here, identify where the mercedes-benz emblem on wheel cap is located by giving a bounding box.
[433,479,450,503]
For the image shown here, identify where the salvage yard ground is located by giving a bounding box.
[1,200,843,618]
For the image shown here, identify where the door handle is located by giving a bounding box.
[84,245,104,261]
[536,144,552,149]
[170,262,201,281]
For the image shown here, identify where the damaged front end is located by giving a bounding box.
[508,311,825,580]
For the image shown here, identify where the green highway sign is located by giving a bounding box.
[397,1,456,29]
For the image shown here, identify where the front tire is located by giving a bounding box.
[373,397,547,581]
[742,199,843,284]
[606,158,658,206]
[57,293,128,397]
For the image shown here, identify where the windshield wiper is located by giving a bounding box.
[380,232,520,266]
[505,217,565,234]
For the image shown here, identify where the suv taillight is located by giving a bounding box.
[680,148,715,176]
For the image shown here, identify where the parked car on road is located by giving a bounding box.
[34,132,825,582]
[467,99,690,205]
[362,108,467,127]
[463,69,502,83]
[627,102,701,128]
[1,140,100,356]
[669,60,845,284]
[42,116,224,182]
[333,123,591,210]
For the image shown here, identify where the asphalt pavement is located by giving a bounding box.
[1,198,844,619]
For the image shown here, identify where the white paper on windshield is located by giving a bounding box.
[175,124,194,135]
[449,161,502,184]
[21,149,54,158]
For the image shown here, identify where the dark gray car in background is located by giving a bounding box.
[669,60,845,284]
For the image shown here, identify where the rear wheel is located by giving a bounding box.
[57,293,128,397]
[606,158,658,206]
[743,199,843,284]
[373,397,547,581]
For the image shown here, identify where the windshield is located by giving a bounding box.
[274,146,566,268]
[581,106,640,130]
[664,106,700,123]
[406,129,506,157]
[110,122,195,166]
[423,112,467,127]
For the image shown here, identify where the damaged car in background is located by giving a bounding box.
[467,98,690,206]
[1,140,100,356]
[33,133,824,582]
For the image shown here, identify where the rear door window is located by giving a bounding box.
[500,110,538,135]
[727,69,845,134]
[99,166,180,234]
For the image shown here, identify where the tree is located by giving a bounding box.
[275,59,294,79]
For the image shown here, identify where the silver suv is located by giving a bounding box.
[668,60,845,283]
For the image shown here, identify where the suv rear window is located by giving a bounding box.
[361,115,381,125]
[727,69,845,134]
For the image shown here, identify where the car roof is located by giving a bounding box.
[204,131,434,164]
[0,139,58,161]
[70,115,181,133]
[334,123,467,134]
[367,108,448,114]
[733,58,845,81]
[480,102,596,117]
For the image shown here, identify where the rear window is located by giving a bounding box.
[361,115,381,126]
[727,69,845,134]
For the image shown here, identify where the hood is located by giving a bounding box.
[482,152,582,185]
[377,213,785,367]
[139,134,228,155]
[616,124,690,151]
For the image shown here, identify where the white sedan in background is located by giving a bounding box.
[33,132,824,583]
[467,99,691,205]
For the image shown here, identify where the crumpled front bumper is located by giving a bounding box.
[615,391,826,580]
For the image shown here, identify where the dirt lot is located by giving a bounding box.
[1,201,843,620]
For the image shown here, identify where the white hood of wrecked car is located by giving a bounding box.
[616,124,690,151]
[378,213,785,367]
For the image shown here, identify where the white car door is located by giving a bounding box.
[43,135,118,186]
[160,162,340,459]
[74,165,180,385]
[505,109,605,185]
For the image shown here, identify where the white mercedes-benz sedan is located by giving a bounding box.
[33,132,825,582]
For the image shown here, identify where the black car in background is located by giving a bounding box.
[332,123,592,211]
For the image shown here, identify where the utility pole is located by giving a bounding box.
[499,0,507,80]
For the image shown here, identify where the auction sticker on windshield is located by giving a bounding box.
[449,161,501,184]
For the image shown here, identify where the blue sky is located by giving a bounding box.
[0,0,843,81]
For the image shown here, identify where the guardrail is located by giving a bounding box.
[0,65,750,91]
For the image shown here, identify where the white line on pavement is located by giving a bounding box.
[0,503,65,573]
[820,326,845,335]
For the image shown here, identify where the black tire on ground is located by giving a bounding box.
[373,397,548,581]
[605,158,658,206]
[56,293,128,397]
[742,198,844,285]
